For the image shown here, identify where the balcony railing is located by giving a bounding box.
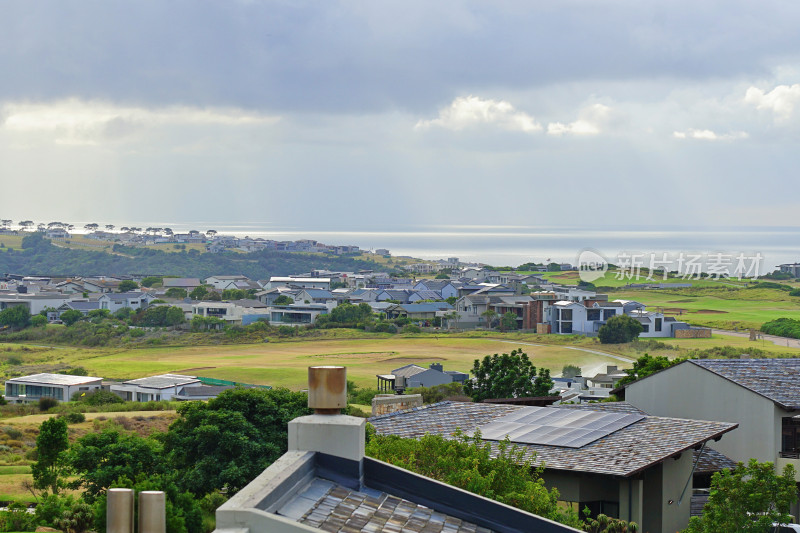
[780,451,800,459]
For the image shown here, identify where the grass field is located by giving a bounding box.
[50,337,631,390]
[610,288,800,329]
[539,269,751,289]
[0,235,24,251]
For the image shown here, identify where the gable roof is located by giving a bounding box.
[688,358,800,410]
[369,401,737,478]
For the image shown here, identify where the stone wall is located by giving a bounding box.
[674,328,712,339]
[371,394,423,416]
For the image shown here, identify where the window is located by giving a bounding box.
[642,325,649,332]
[587,309,601,321]
[655,317,662,332]
[782,417,800,457]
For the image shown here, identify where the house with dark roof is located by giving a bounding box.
[620,358,800,492]
[110,373,202,402]
[370,401,737,533]
[376,362,468,393]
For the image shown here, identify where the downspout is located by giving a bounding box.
[677,441,706,507]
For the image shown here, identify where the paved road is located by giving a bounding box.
[495,340,636,363]
[711,329,800,349]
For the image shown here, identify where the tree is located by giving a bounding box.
[597,314,643,344]
[30,314,47,327]
[59,309,84,326]
[0,305,31,329]
[65,429,165,502]
[206,291,222,301]
[444,311,460,330]
[561,364,582,379]
[366,431,582,529]
[31,417,70,494]
[165,287,188,299]
[684,459,797,533]
[189,286,209,300]
[499,311,518,331]
[161,387,311,496]
[616,354,684,387]
[480,309,497,328]
[140,276,162,288]
[117,280,138,292]
[464,349,553,401]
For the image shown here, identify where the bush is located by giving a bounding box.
[0,501,36,532]
[761,318,800,339]
[402,324,421,334]
[790,289,800,297]
[61,411,86,424]
[30,314,48,328]
[71,389,124,406]
[39,396,59,412]
[373,322,397,334]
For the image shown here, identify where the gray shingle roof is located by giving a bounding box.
[693,447,737,474]
[292,478,492,533]
[369,402,737,477]
[123,373,199,389]
[689,358,800,409]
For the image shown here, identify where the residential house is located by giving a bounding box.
[204,275,251,290]
[4,373,103,403]
[266,303,331,326]
[255,287,301,305]
[56,300,101,318]
[98,292,155,314]
[619,359,800,483]
[192,301,270,325]
[265,277,332,290]
[413,279,459,299]
[111,374,203,402]
[0,294,71,315]
[384,302,453,322]
[82,278,123,293]
[163,278,202,292]
[407,290,444,302]
[45,228,70,239]
[293,288,336,305]
[370,401,737,533]
[376,362,468,392]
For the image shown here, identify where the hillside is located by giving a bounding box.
[0,233,388,279]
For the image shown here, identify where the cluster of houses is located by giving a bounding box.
[1,266,708,338]
[3,372,265,404]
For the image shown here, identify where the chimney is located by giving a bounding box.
[288,366,365,462]
[429,362,443,372]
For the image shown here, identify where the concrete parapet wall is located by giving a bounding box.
[371,394,423,416]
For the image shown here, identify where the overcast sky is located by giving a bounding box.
[1,1,799,232]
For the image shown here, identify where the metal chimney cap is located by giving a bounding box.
[308,366,347,414]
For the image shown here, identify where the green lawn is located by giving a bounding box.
[52,337,629,389]
[611,288,800,329]
[538,269,750,289]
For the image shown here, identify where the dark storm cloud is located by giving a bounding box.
[2,1,799,113]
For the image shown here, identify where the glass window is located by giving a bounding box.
[655,318,662,332]
[782,417,800,456]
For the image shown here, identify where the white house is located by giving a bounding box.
[110,374,203,402]
[204,275,251,290]
[4,373,103,403]
[265,277,332,290]
[98,292,155,314]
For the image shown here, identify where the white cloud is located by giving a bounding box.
[744,84,800,120]
[415,95,541,133]
[673,128,748,141]
[546,103,611,136]
[1,99,279,145]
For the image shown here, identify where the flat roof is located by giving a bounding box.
[6,373,103,386]
[121,374,199,389]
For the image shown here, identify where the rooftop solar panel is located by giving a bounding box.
[478,406,644,448]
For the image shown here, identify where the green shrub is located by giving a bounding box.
[30,314,48,328]
[39,396,59,412]
[71,389,124,406]
[61,411,86,424]
[761,318,800,339]
[408,382,469,404]
[373,322,397,334]
[402,324,421,334]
